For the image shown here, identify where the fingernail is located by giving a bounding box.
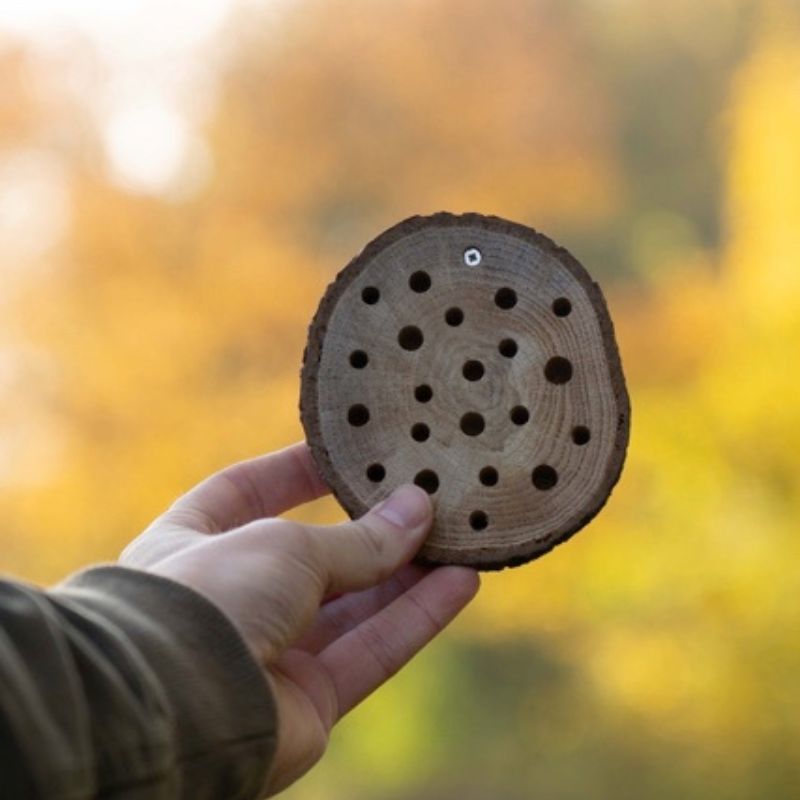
[375,484,431,529]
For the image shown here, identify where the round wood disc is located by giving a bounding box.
[300,212,630,570]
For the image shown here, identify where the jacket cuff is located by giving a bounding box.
[58,565,277,799]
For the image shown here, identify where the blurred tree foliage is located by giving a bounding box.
[1,0,799,797]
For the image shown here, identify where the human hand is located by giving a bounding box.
[120,441,480,795]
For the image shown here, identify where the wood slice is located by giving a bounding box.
[300,212,630,570]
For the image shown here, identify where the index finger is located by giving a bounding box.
[166,441,330,533]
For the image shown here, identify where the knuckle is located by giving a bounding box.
[350,519,387,561]
[274,522,327,587]
[220,464,268,521]
[238,518,322,574]
[404,589,445,636]
[264,519,313,554]
[355,619,401,681]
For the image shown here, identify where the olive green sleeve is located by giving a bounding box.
[0,565,277,799]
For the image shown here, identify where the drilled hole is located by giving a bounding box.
[572,425,591,445]
[347,404,370,427]
[460,412,485,436]
[462,360,484,381]
[414,469,439,494]
[366,463,385,482]
[349,350,368,368]
[495,287,517,309]
[510,405,530,425]
[414,384,433,403]
[411,422,430,442]
[532,464,558,490]
[498,338,518,358]
[553,297,572,317]
[470,510,489,530]
[544,356,573,384]
[479,466,498,486]
[362,286,380,305]
[409,270,431,293]
[445,307,464,326]
[398,326,424,351]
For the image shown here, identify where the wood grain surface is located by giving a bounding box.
[300,212,630,569]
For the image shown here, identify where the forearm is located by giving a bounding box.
[0,566,276,799]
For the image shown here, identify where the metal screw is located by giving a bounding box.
[463,247,482,267]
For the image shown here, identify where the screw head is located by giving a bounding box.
[464,247,482,267]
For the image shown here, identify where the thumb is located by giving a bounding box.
[306,484,433,595]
